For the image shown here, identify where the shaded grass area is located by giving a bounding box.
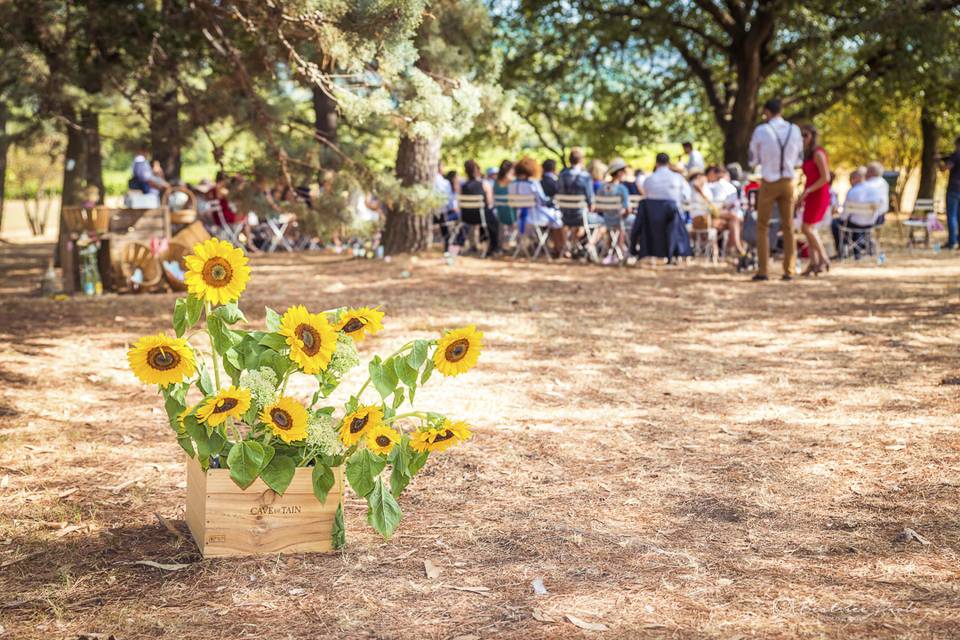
[1,241,959,639]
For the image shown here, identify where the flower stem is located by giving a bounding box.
[355,340,417,399]
[205,301,222,391]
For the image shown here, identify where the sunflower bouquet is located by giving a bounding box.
[128,238,482,545]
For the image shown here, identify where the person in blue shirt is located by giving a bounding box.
[596,158,632,262]
[128,145,168,195]
[557,148,595,257]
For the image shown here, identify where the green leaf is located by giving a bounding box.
[391,387,405,410]
[197,361,215,396]
[261,454,296,495]
[332,503,346,550]
[265,307,282,332]
[311,463,336,503]
[226,440,270,490]
[258,332,287,351]
[259,349,293,380]
[173,298,188,337]
[177,434,195,458]
[392,356,419,389]
[407,340,430,370]
[366,478,402,539]
[346,448,386,498]
[215,302,247,325]
[163,390,185,433]
[408,449,429,477]
[183,415,213,467]
[420,358,435,385]
[369,357,399,400]
[186,294,204,327]
[388,436,413,497]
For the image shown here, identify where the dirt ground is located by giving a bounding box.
[1,238,959,639]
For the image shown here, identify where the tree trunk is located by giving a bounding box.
[917,104,939,200]
[0,102,8,235]
[312,85,340,170]
[82,109,104,204]
[723,50,762,167]
[61,112,87,208]
[382,135,439,255]
[150,89,182,181]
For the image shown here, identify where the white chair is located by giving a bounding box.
[205,200,246,247]
[457,194,490,256]
[628,194,644,212]
[508,193,551,261]
[686,200,718,262]
[555,194,599,262]
[904,198,937,250]
[594,195,628,264]
[838,202,882,261]
[265,213,296,252]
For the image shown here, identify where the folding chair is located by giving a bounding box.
[904,198,937,251]
[207,200,246,247]
[456,194,490,256]
[594,195,628,264]
[265,213,295,252]
[838,202,881,262]
[687,201,719,262]
[555,194,599,262]
[508,193,552,261]
[628,194,644,213]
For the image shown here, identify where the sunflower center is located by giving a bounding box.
[376,435,391,447]
[270,408,292,430]
[296,324,321,356]
[445,338,470,363]
[342,317,365,333]
[147,347,180,371]
[213,397,239,413]
[350,415,369,434]
[433,429,455,443]
[202,257,233,287]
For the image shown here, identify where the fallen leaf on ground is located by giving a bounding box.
[53,525,85,538]
[531,577,548,595]
[532,608,558,623]
[566,614,608,631]
[105,478,140,494]
[0,475,8,490]
[894,527,931,545]
[885,443,906,451]
[0,552,42,568]
[288,588,306,596]
[423,559,441,579]
[131,560,191,571]
[450,635,479,640]
[58,488,79,498]
[155,513,187,542]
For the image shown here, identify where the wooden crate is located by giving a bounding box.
[185,455,343,557]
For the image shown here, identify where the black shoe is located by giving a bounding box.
[945,243,957,250]
[781,274,793,281]
[751,274,768,281]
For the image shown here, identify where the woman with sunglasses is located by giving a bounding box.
[798,124,831,275]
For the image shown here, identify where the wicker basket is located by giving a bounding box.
[162,242,191,292]
[63,206,111,235]
[120,242,163,293]
[163,186,198,225]
[172,220,211,249]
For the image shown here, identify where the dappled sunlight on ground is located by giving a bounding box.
[1,238,959,638]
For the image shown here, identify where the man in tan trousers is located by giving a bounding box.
[748,99,804,281]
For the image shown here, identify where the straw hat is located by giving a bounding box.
[606,157,628,176]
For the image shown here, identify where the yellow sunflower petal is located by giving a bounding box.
[279,305,337,374]
[196,386,251,426]
[127,333,197,387]
[260,396,309,443]
[365,424,400,455]
[337,307,385,342]
[184,238,250,306]
[433,325,483,376]
[339,405,384,447]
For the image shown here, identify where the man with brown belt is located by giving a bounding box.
[748,99,804,281]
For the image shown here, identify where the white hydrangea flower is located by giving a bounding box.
[239,367,278,408]
[307,412,342,456]
[328,333,360,377]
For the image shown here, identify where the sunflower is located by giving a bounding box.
[176,404,197,433]
[183,238,251,306]
[260,396,309,443]
[196,386,251,427]
[366,424,401,455]
[433,325,483,376]
[336,307,385,342]
[339,405,384,447]
[279,305,337,374]
[127,333,197,387]
[409,420,472,453]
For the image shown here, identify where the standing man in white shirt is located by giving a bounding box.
[682,142,705,174]
[643,152,692,209]
[748,99,804,281]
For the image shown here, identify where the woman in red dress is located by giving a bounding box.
[799,124,831,275]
